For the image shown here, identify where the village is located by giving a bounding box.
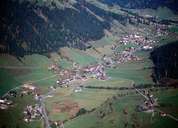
[0,15,175,127]
[23,104,43,123]
[48,62,108,88]
[0,21,170,118]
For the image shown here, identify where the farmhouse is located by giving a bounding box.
[137,92,158,113]
[48,64,59,71]
[22,83,36,91]
[120,34,155,50]
[23,104,43,123]
[82,64,107,80]
[74,87,82,93]
[0,99,13,110]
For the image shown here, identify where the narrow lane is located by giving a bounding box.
[39,96,51,128]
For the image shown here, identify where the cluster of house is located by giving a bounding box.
[50,121,65,128]
[115,48,141,64]
[23,104,43,123]
[102,46,141,66]
[0,98,13,110]
[56,69,78,87]
[82,64,107,80]
[48,64,60,73]
[137,91,158,112]
[55,64,107,88]
[155,24,169,37]
[102,55,114,67]
[20,83,38,96]
[136,90,168,118]
[101,33,159,65]
[120,34,154,51]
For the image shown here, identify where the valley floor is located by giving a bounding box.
[0,2,178,128]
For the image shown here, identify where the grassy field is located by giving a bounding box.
[0,54,58,96]
[169,26,178,34]
[0,55,23,66]
[15,69,56,85]
[0,69,20,96]
[45,87,122,121]
[64,89,178,128]
[64,94,146,128]
[91,35,116,48]
[59,58,73,69]
[60,47,97,66]
[129,7,178,20]
[106,62,153,85]
[156,33,178,47]
[116,43,138,53]
[105,50,154,85]
[151,89,178,128]
[20,54,52,67]
[83,79,133,88]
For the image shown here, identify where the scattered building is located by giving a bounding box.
[48,64,59,71]
[83,64,107,80]
[137,91,158,113]
[102,55,114,67]
[55,63,107,88]
[0,99,13,110]
[22,83,36,91]
[74,87,82,93]
[23,104,43,123]
[142,45,153,51]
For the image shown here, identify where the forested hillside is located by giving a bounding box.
[0,0,128,57]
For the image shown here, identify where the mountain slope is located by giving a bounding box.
[0,0,128,57]
[1,0,177,57]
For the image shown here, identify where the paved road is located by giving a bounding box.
[39,96,51,128]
